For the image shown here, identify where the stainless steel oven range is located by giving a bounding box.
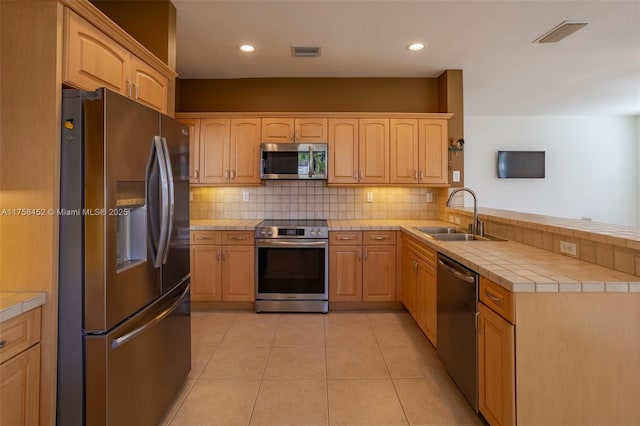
[255,219,329,313]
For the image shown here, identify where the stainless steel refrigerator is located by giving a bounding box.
[57,88,191,425]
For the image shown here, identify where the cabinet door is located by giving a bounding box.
[262,118,294,142]
[416,260,437,346]
[295,118,327,143]
[200,119,231,184]
[230,118,261,184]
[0,344,40,426]
[418,119,448,184]
[478,302,515,426]
[178,119,200,183]
[63,9,129,95]
[222,245,255,301]
[390,119,419,184]
[329,245,362,301]
[190,245,222,301]
[359,119,389,183]
[129,56,168,113]
[328,119,359,184]
[401,247,417,316]
[362,245,397,302]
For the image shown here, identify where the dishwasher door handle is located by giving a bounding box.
[438,258,476,284]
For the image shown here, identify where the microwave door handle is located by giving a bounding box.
[308,146,313,178]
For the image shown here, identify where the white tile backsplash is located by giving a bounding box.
[191,181,439,220]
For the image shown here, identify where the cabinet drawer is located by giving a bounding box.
[0,307,41,364]
[330,231,363,245]
[404,235,436,267]
[363,231,396,245]
[480,277,515,323]
[222,231,254,245]
[190,231,220,245]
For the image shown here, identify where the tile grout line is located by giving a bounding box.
[324,313,331,426]
[369,312,411,426]
[246,313,281,426]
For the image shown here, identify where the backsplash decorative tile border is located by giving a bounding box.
[190,181,440,220]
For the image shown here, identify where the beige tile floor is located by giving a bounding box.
[161,310,485,426]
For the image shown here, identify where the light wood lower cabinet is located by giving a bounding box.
[190,231,255,301]
[478,301,515,426]
[401,234,437,346]
[329,231,396,302]
[0,307,42,426]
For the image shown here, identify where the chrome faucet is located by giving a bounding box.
[446,187,481,236]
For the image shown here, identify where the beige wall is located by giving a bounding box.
[191,181,440,220]
[177,77,441,113]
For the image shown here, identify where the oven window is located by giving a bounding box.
[257,247,326,293]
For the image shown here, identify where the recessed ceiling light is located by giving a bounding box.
[238,44,255,53]
[407,43,425,51]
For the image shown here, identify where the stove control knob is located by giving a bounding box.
[267,231,273,236]
[260,230,267,236]
[310,230,315,236]
[316,228,323,236]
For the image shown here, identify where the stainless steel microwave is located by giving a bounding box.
[260,143,328,180]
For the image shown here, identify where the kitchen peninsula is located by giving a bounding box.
[191,212,640,426]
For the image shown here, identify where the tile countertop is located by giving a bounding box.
[190,219,640,293]
[190,219,262,230]
[0,292,47,323]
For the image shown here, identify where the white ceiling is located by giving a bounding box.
[173,0,640,116]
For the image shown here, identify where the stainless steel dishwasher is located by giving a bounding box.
[437,253,479,412]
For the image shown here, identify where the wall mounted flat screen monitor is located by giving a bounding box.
[497,151,545,178]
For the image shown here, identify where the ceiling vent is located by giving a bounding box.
[534,20,589,43]
[291,46,321,57]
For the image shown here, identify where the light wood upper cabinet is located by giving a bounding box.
[359,119,389,184]
[478,301,515,426]
[262,118,294,142]
[63,9,169,113]
[390,119,419,184]
[179,119,201,183]
[262,118,327,143]
[64,9,128,94]
[128,56,168,113]
[230,118,261,184]
[181,118,260,185]
[328,118,390,184]
[418,119,448,184]
[328,118,359,184]
[200,119,231,184]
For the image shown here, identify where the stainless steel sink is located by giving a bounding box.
[415,226,463,234]
[413,226,507,242]
[430,233,507,242]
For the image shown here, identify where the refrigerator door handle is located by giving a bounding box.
[111,283,190,350]
[160,137,175,264]
[146,136,170,268]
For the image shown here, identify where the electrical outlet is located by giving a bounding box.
[426,193,433,203]
[454,217,461,225]
[242,191,249,202]
[560,241,577,256]
[367,192,373,202]
[453,170,461,182]
[449,215,455,223]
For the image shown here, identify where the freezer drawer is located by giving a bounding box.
[84,280,191,426]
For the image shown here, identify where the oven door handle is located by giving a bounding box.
[256,240,327,247]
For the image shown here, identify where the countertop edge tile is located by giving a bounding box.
[0,291,47,324]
